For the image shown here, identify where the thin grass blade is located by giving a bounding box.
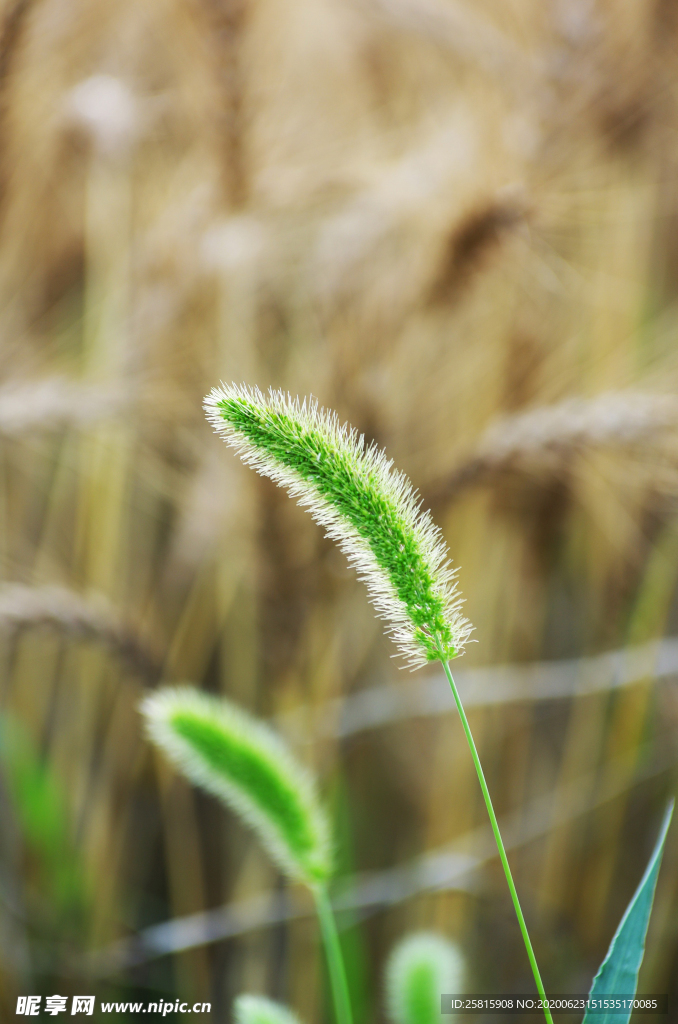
[0,715,85,918]
[583,799,674,1024]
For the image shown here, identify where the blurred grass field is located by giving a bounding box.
[0,0,677,1019]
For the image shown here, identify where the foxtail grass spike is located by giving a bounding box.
[234,995,303,1024]
[385,933,464,1024]
[141,687,332,884]
[205,384,472,668]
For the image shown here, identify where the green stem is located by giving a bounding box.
[438,650,554,1024]
[313,883,353,1024]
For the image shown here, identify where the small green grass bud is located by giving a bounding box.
[386,932,464,1024]
[234,995,303,1024]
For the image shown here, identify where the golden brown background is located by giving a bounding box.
[0,0,677,1019]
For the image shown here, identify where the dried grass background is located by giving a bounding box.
[1,0,678,1019]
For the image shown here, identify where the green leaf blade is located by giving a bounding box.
[583,799,674,1024]
[0,716,86,919]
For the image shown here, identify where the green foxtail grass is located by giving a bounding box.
[204,384,472,668]
[205,383,554,1024]
[141,686,352,1024]
[234,995,303,1024]
[385,933,463,1024]
[140,686,331,884]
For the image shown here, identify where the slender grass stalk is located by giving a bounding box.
[313,884,353,1024]
[437,646,553,1024]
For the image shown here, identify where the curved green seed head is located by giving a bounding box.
[385,932,464,1024]
[141,687,332,884]
[234,996,303,1024]
[205,384,472,668]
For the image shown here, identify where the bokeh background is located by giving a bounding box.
[1,0,678,1019]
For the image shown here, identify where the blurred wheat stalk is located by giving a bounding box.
[0,0,677,1017]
